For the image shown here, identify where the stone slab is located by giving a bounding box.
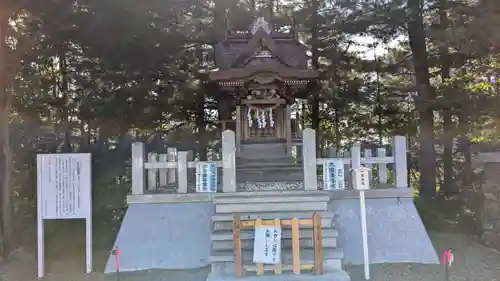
[206,269,350,281]
[214,195,329,204]
[104,202,213,273]
[216,201,328,213]
[213,217,333,231]
[329,198,439,265]
[212,211,333,222]
[209,248,343,263]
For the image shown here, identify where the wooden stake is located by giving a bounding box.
[313,213,323,274]
[291,217,300,274]
[274,218,282,275]
[233,215,242,277]
[255,219,264,275]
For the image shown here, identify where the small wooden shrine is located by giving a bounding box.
[206,15,319,155]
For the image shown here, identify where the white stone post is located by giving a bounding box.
[222,130,236,192]
[132,142,145,195]
[377,148,388,185]
[350,143,361,189]
[167,147,177,184]
[159,153,168,187]
[147,152,158,190]
[177,151,188,193]
[393,136,408,188]
[302,128,318,191]
[328,146,337,158]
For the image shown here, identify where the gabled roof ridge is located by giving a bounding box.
[231,28,290,68]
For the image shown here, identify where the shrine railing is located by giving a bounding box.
[130,128,409,195]
[232,214,324,277]
[301,128,408,190]
[131,130,237,195]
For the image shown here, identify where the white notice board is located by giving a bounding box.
[253,226,282,264]
[323,159,345,190]
[37,153,92,278]
[195,162,218,193]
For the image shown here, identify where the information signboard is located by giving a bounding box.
[253,226,282,264]
[323,159,345,190]
[195,162,217,192]
[37,153,92,278]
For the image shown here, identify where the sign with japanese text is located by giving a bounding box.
[37,154,91,219]
[37,153,92,278]
[353,167,371,190]
[195,162,217,192]
[323,159,345,190]
[253,226,282,264]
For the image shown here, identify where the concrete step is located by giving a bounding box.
[237,169,304,181]
[236,157,298,165]
[209,248,343,266]
[243,262,345,274]
[214,190,329,197]
[236,172,304,182]
[212,236,337,251]
[211,228,338,241]
[214,195,329,205]
[208,266,350,281]
[213,212,333,231]
[216,201,327,213]
[212,211,333,222]
[213,219,333,231]
[236,162,302,169]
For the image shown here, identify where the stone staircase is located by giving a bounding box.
[237,139,303,184]
[208,191,349,279]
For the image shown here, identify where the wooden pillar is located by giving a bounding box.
[285,105,292,156]
[235,105,242,155]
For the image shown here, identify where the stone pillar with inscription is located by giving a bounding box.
[222,130,236,192]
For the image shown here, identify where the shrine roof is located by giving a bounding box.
[214,25,308,70]
[208,59,319,82]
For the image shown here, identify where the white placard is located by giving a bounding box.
[323,159,345,190]
[195,162,217,193]
[37,153,92,278]
[353,167,371,190]
[253,226,282,264]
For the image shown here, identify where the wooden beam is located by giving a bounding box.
[240,218,313,228]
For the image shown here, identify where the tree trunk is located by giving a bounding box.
[59,53,72,152]
[439,0,454,197]
[0,9,13,254]
[310,0,320,131]
[407,0,437,197]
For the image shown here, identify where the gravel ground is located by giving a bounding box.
[1,232,499,281]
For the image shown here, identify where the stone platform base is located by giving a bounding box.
[206,269,350,281]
